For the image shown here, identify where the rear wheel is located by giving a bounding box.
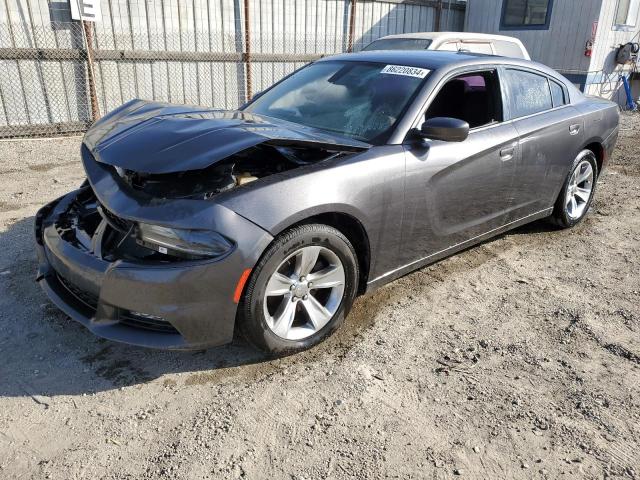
[551,150,598,228]
[239,224,358,355]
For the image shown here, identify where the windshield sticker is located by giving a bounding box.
[380,65,430,78]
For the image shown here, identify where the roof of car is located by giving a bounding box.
[316,50,582,105]
[317,50,573,87]
[319,49,506,70]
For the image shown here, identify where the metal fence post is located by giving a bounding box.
[243,0,252,102]
[347,0,357,52]
[82,20,100,121]
[435,0,443,32]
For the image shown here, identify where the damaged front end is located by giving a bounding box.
[83,99,370,201]
[52,186,234,263]
[116,143,348,201]
[34,100,370,349]
[35,180,274,349]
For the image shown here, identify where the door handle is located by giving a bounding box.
[569,124,581,135]
[499,146,515,161]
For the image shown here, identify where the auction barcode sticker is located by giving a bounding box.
[380,65,430,78]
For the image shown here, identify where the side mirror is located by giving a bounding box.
[419,117,469,142]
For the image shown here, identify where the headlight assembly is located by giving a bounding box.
[136,223,234,259]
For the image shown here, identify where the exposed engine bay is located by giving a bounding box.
[64,141,350,265]
[54,187,173,262]
[70,99,372,262]
[116,143,346,201]
[78,99,372,202]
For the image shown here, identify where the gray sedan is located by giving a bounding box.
[34,50,619,354]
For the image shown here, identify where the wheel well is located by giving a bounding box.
[584,142,604,176]
[287,213,370,295]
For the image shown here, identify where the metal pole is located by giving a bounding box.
[347,0,357,53]
[243,0,252,102]
[434,0,443,32]
[83,20,100,121]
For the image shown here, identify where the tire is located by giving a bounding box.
[239,223,359,355]
[550,149,598,228]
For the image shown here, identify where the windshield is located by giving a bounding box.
[243,61,428,143]
[362,38,433,51]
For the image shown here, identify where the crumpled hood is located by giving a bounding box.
[83,99,371,174]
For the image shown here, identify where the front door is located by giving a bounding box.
[400,69,520,266]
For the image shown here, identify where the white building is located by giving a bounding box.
[464,0,640,105]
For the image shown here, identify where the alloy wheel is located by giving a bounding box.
[565,160,594,220]
[263,246,345,340]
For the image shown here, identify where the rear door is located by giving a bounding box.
[501,68,584,220]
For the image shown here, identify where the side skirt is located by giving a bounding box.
[366,207,554,291]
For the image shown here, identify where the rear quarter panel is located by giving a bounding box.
[573,96,620,172]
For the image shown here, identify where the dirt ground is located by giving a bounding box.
[0,113,638,480]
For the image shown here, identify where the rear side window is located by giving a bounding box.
[503,69,552,118]
[439,41,459,51]
[492,40,525,58]
[459,42,493,55]
[549,80,566,107]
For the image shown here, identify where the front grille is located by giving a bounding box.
[119,311,179,334]
[57,274,98,310]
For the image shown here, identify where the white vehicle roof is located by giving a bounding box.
[372,32,531,60]
[380,31,523,43]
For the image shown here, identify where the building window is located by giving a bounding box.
[615,0,640,27]
[500,0,553,30]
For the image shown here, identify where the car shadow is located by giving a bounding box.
[0,214,560,398]
[1,215,389,398]
[509,217,562,235]
[0,216,272,397]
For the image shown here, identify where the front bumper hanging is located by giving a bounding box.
[34,188,272,350]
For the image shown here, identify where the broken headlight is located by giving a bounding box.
[136,223,233,259]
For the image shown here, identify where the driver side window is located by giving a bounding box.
[424,70,503,129]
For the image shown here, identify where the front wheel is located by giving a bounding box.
[238,224,359,355]
[551,150,598,228]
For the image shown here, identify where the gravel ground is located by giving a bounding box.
[0,114,639,480]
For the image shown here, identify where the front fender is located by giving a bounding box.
[218,145,407,281]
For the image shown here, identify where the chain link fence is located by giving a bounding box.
[0,0,465,139]
[0,21,92,137]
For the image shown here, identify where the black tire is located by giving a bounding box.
[550,149,598,228]
[238,223,359,355]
